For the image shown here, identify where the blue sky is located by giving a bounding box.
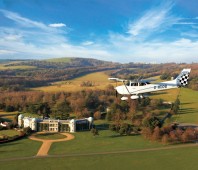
[0,0,198,63]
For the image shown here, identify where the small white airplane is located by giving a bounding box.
[109,68,191,100]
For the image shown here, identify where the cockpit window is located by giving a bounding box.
[131,83,138,86]
[126,81,150,86]
[140,83,146,86]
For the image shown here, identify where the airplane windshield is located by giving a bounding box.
[126,81,150,86]
[140,83,146,86]
[140,82,150,86]
[131,82,138,86]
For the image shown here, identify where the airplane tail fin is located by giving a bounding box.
[176,68,191,87]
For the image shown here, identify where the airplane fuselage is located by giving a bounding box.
[110,68,191,100]
[115,79,178,95]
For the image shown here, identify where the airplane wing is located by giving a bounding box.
[139,79,157,83]
[108,78,127,82]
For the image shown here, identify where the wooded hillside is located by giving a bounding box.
[0,58,197,92]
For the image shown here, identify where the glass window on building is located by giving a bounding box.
[76,120,89,131]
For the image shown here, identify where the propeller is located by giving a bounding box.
[115,80,118,98]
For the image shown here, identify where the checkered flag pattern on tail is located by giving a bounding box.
[178,73,189,86]
[176,69,191,87]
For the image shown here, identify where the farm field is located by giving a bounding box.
[45,57,72,63]
[33,71,112,92]
[0,64,36,70]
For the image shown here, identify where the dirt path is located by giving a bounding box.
[29,132,75,156]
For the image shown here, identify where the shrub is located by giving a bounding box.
[91,128,99,136]
[23,127,32,135]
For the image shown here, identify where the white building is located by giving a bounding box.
[18,114,93,133]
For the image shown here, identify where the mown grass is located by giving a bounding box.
[35,133,66,140]
[0,111,18,116]
[0,88,197,169]
[33,71,112,92]
[1,78,198,170]
[150,88,180,102]
[0,130,19,138]
[150,88,198,124]
[49,130,163,155]
[1,146,198,170]
[0,111,18,121]
[0,137,42,159]
[175,88,198,123]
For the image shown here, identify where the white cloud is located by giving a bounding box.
[127,1,178,36]
[48,23,66,28]
[0,27,111,61]
[0,37,112,60]
[4,34,22,41]
[0,9,48,30]
[174,22,197,25]
[81,41,94,46]
[106,1,198,63]
[0,9,69,34]
[0,9,69,47]
[107,35,198,63]
[0,49,17,55]
[0,8,198,63]
[181,31,198,38]
[0,9,109,60]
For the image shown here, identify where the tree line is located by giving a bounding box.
[1,61,197,92]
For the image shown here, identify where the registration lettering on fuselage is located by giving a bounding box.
[154,84,167,89]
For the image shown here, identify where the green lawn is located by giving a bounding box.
[0,130,19,138]
[0,137,42,159]
[0,87,197,169]
[176,88,198,123]
[0,111,18,121]
[1,146,198,170]
[49,130,163,155]
[151,88,198,124]
[35,133,66,140]
[150,88,180,102]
